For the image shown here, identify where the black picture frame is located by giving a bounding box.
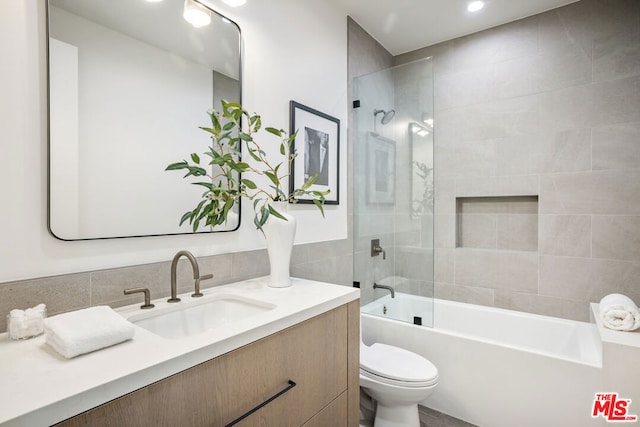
[289,101,340,205]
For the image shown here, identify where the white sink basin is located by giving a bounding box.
[128,294,276,339]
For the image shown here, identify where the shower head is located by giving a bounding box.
[374,109,396,125]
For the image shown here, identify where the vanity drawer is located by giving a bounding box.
[58,304,350,426]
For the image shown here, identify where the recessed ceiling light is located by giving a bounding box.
[467,1,485,12]
[222,0,247,6]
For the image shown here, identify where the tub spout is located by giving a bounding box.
[373,283,395,298]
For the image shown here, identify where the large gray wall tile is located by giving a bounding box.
[494,290,590,321]
[593,28,640,82]
[452,18,538,70]
[539,215,591,257]
[592,216,640,261]
[538,256,602,302]
[455,249,538,292]
[592,122,640,171]
[434,282,494,306]
[540,170,640,215]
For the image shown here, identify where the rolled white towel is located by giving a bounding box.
[45,306,134,359]
[599,293,640,332]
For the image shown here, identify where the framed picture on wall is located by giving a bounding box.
[367,132,396,205]
[289,101,340,205]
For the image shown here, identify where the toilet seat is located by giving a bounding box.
[360,343,438,388]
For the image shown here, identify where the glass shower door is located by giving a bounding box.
[353,58,434,327]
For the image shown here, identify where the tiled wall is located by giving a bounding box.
[0,239,352,332]
[395,0,640,321]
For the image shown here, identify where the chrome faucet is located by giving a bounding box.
[373,282,395,298]
[168,250,210,303]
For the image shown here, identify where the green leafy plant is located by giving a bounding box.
[166,100,328,232]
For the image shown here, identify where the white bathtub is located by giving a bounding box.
[361,293,606,427]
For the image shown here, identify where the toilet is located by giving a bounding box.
[360,342,438,427]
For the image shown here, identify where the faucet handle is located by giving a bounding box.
[124,287,155,309]
[371,239,386,260]
[192,274,214,298]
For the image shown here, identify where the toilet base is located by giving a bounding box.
[373,402,420,427]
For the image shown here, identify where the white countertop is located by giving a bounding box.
[0,277,359,426]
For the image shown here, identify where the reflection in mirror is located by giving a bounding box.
[47,0,241,240]
[410,121,434,220]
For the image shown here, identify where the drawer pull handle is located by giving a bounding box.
[225,380,297,427]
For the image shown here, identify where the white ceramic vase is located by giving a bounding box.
[263,201,296,288]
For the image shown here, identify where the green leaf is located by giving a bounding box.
[192,182,214,190]
[198,126,217,135]
[264,171,279,187]
[313,199,325,217]
[254,206,269,230]
[241,179,257,190]
[268,205,287,221]
[301,174,317,190]
[239,132,252,142]
[225,101,243,110]
[209,111,221,134]
[165,161,188,171]
[191,153,200,164]
[265,127,282,137]
[185,166,207,177]
[179,211,193,226]
[222,199,234,220]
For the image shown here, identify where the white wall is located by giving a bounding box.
[0,0,348,282]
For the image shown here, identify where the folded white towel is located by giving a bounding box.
[599,293,640,332]
[45,306,134,359]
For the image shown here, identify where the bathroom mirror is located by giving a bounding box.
[47,0,241,240]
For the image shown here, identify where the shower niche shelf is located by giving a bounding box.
[456,195,539,252]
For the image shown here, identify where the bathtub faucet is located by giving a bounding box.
[373,283,395,298]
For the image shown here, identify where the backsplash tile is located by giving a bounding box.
[0,240,352,333]
[0,274,90,332]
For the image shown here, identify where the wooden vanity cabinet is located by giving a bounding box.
[58,301,360,427]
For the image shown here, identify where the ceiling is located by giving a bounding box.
[331,0,580,55]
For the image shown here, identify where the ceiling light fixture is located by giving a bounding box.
[222,0,247,6]
[183,0,211,28]
[467,1,485,12]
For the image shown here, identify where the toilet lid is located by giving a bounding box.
[360,343,438,386]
